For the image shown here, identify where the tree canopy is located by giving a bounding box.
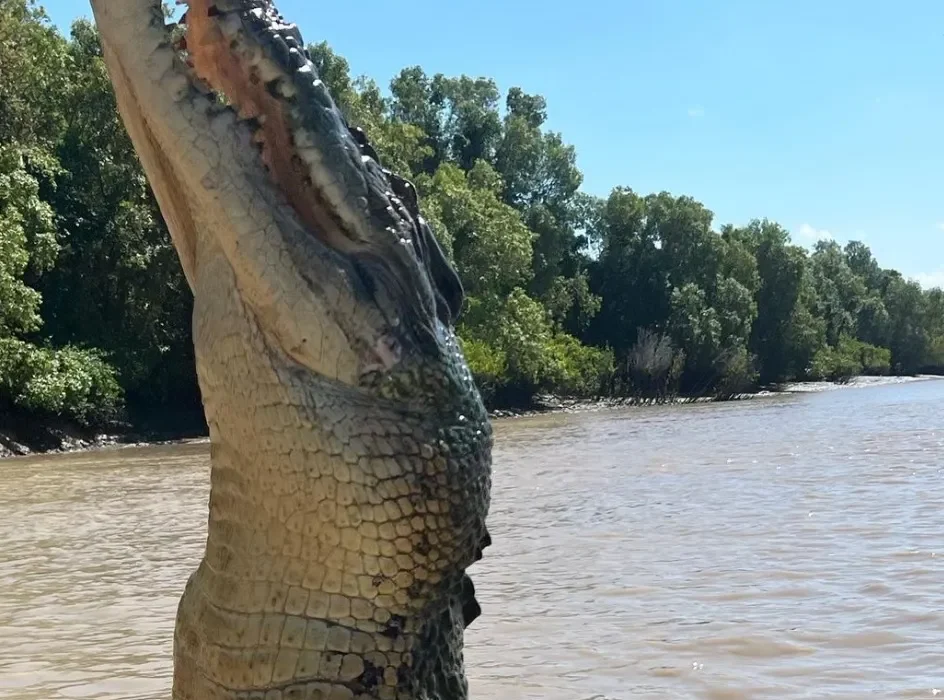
[2,1,942,428]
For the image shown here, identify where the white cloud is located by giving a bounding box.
[912,269,944,289]
[687,106,705,118]
[796,223,834,243]
[935,222,944,232]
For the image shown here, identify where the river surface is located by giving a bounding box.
[2,380,944,699]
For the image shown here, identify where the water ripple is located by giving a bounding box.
[2,381,944,698]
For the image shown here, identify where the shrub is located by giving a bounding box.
[459,288,614,403]
[714,345,759,396]
[0,337,123,426]
[853,339,891,375]
[808,336,890,382]
[544,333,614,397]
[621,328,685,397]
[458,337,507,403]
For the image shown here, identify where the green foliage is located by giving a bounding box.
[856,341,892,375]
[810,240,867,345]
[38,19,196,409]
[0,145,56,335]
[0,338,122,425]
[463,289,553,393]
[460,290,612,402]
[0,1,64,338]
[669,282,722,375]
[809,336,891,382]
[419,161,533,297]
[544,333,614,397]
[1,6,941,431]
[458,337,507,402]
[542,272,601,334]
[588,187,668,355]
[714,346,759,396]
[810,346,859,384]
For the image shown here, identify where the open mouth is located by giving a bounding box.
[173,0,377,255]
[141,1,462,337]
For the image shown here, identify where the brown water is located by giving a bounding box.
[2,380,944,699]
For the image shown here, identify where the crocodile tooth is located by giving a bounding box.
[288,47,306,69]
[284,24,304,47]
[294,68,333,109]
[270,35,291,67]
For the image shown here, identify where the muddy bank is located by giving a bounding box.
[776,374,941,393]
[0,425,204,460]
[488,374,944,419]
[0,408,207,460]
[486,391,761,419]
[3,375,941,459]
[0,421,129,460]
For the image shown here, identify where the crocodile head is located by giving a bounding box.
[88,1,493,698]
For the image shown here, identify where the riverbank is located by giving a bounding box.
[490,374,942,419]
[487,390,758,419]
[2,374,941,459]
[0,416,208,460]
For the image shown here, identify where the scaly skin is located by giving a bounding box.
[87,2,493,698]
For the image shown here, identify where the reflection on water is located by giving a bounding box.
[2,380,944,698]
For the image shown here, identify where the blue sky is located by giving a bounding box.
[42,0,944,285]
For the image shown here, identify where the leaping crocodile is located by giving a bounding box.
[87,2,494,698]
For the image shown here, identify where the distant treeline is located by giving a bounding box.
[2,1,942,432]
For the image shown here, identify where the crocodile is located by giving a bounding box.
[87,2,493,698]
